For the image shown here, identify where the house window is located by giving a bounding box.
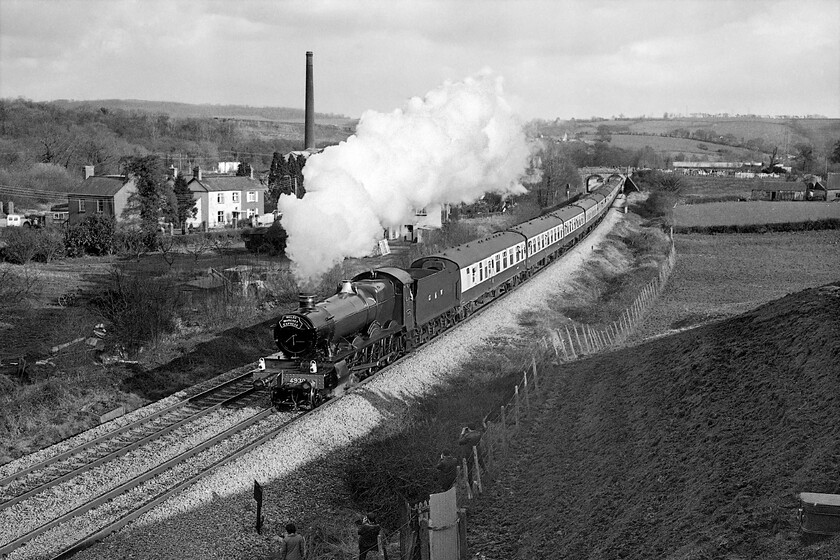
[217,193,224,204]
[232,192,240,203]
[78,200,85,213]
[217,211,225,224]
[247,191,257,202]
[96,200,104,213]
[247,208,256,218]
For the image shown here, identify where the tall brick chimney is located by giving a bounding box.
[304,51,315,150]
[193,166,202,180]
[83,165,95,179]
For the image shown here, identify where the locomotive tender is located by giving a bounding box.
[253,182,621,409]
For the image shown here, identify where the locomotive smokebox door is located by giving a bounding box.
[798,492,840,535]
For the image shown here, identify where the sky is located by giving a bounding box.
[1,0,838,120]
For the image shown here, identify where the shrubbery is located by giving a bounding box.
[92,270,181,351]
[674,218,840,234]
[1,227,65,264]
[242,222,287,256]
[64,215,116,256]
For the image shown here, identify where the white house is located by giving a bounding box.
[185,167,267,229]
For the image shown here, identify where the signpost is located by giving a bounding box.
[254,480,264,534]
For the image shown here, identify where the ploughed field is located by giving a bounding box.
[633,230,840,341]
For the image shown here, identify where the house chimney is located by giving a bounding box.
[0,201,4,215]
[193,166,202,180]
[7,201,14,215]
[83,165,95,179]
[249,166,254,180]
[168,165,178,179]
[304,51,315,150]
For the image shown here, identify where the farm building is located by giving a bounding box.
[66,167,138,225]
[826,173,840,202]
[750,179,830,202]
[674,161,765,176]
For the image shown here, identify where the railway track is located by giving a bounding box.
[0,372,273,559]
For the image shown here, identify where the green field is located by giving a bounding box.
[607,133,759,160]
[673,201,840,227]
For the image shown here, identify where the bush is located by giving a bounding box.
[1,227,39,264]
[35,229,65,262]
[92,270,181,351]
[64,215,116,256]
[242,221,287,256]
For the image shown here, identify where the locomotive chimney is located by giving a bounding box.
[298,293,316,311]
[304,51,315,151]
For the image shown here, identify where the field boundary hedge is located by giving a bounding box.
[674,218,840,235]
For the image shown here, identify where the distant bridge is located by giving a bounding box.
[579,167,640,193]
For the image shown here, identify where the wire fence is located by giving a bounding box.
[401,231,678,560]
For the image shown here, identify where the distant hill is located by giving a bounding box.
[536,116,840,160]
[49,99,355,127]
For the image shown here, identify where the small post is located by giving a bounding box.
[420,516,431,560]
[523,370,530,411]
[457,508,468,560]
[253,479,263,534]
[500,405,507,453]
[514,385,520,426]
[531,356,539,392]
[573,324,585,354]
[564,326,577,359]
[461,459,473,500]
[472,445,483,493]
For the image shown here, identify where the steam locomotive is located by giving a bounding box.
[252,181,622,409]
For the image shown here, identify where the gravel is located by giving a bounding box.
[13,210,624,560]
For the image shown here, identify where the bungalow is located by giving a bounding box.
[67,167,138,225]
[185,167,267,229]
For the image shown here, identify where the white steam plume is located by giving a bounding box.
[278,71,531,284]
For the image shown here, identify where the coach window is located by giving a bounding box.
[495,254,500,271]
[503,251,508,268]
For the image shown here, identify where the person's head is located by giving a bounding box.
[286,523,296,534]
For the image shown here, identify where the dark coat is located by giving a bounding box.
[280,532,306,560]
[358,522,381,550]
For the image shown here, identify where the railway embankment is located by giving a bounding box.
[468,281,840,560]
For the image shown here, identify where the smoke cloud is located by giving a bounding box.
[278,71,531,284]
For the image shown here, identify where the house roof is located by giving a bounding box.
[188,175,267,193]
[69,175,134,197]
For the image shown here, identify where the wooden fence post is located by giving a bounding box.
[457,508,468,560]
[500,406,507,454]
[461,460,473,500]
[565,326,577,359]
[420,515,430,560]
[514,385,521,427]
[531,357,539,392]
[472,445,483,493]
[573,324,585,354]
[523,371,530,411]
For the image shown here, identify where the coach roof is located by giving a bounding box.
[411,231,525,270]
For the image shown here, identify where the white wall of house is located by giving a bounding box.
[207,190,246,227]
